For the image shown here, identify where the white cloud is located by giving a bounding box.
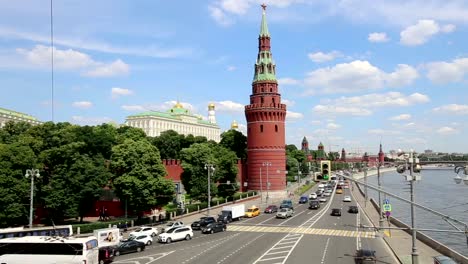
[71,116,114,125]
[278,78,300,85]
[214,100,245,114]
[389,114,411,121]
[313,105,372,116]
[432,104,468,115]
[84,59,129,77]
[286,111,303,121]
[308,51,342,63]
[303,60,419,94]
[425,58,468,84]
[227,65,237,71]
[436,126,459,135]
[72,101,93,109]
[111,87,133,99]
[209,6,233,26]
[310,120,321,125]
[326,122,341,129]
[368,129,402,135]
[368,32,390,43]
[281,99,295,107]
[400,20,456,46]
[16,45,130,77]
[121,105,146,112]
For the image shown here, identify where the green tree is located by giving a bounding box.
[212,145,239,198]
[220,129,247,159]
[110,139,174,214]
[0,121,33,144]
[151,130,183,159]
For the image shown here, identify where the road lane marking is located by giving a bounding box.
[320,238,331,264]
[181,233,241,264]
[253,233,304,264]
[114,251,175,264]
[216,233,265,264]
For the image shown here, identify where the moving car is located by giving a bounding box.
[319,197,327,203]
[348,205,359,214]
[201,222,226,234]
[309,193,318,200]
[264,205,278,214]
[129,226,158,238]
[280,199,294,210]
[127,234,153,245]
[309,200,320,209]
[336,189,343,194]
[245,206,260,218]
[191,216,216,230]
[343,196,352,202]
[162,221,184,233]
[158,226,193,243]
[299,196,308,204]
[331,208,342,216]
[276,208,294,219]
[98,246,115,264]
[114,240,145,256]
[354,249,377,264]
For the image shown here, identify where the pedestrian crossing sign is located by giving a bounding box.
[383,204,392,212]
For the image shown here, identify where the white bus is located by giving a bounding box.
[0,225,73,239]
[0,236,99,264]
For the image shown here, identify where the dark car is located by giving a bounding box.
[298,196,308,204]
[354,249,377,264]
[331,208,342,216]
[315,190,323,196]
[99,246,115,264]
[201,222,227,234]
[264,205,278,213]
[191,216,216,230]
[114,240,145,256]
[309,200,320,210]
[280,199,294,210]
[348,205,359,214]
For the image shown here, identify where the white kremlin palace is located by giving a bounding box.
[125,102,221,142]
[0,107,42,128]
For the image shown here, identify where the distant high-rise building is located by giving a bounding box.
[0,107,42,128]
[125,101,221,142]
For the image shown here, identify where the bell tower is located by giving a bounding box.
[244,4,287,195]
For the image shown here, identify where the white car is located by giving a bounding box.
[323,192,331,197]
[319,197,327,203]
[309,193,317,200]
[158,226,193,243]
[161,221,184,232]
[276,208,294,219]
[129,226,158,238]
[343,196,352,202]
[128,234,153,245]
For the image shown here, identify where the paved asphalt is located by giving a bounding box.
[112,183,401,264]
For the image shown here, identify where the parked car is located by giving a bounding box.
[354,249,377,264]
[98,246,115,264]
[343,196,352,202]
[433,255,458,264]
[264,205,278,214]
[331,208,342,216]
[127,234,153,245]
[201,222,226,234]
[191,216,216,230]
[276,208,294,219]
[309,200,320,209]
[162,221,184,233]
[299,196,309,204]
[309,193,318,200]
[129,226,158,238]
[348,205,359,214]
[113,240,145,256]
[245,206,260,218]
[158,226,193,243]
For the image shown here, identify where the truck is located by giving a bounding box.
[93,227,121,248]
[217,204,245,223]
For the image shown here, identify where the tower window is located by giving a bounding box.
[261,97,264,104]
[260,125,263,132]
[272,98,275,104]
[275,125,278,132]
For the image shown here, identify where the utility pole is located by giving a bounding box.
[204,164,215,216]
[263,162,271,205]
[260,167,263,203]
[378,161,384,229]
[409,151,419,264]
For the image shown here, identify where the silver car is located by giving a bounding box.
[276,208,294,219]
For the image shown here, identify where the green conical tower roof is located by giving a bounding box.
[260,4,270,37]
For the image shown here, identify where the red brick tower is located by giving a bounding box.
[378,144,385,164]
[245,4,287,194]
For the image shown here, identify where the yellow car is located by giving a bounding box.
[336,189,343,194]
[245,206,260,218]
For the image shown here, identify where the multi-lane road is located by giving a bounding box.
[113,184,400,264]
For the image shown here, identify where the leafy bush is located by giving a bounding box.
[73,219,134,234]
[295,182,315,195]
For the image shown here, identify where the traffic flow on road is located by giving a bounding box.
[108,177,400,264]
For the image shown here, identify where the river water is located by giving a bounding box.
[364,169,468,257]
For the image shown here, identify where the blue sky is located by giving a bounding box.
[0,0,467,154]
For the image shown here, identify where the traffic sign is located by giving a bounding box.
[384,199,390,204]
[383,204,392,212]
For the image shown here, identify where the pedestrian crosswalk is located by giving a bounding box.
[227,225,376,238]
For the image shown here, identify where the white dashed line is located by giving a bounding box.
[320,238,330,264]
[216,234,265,264]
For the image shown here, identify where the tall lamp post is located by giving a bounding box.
[262,162,272,205]
[204,164,215,216]
[25,169,40,228]
[377,159,384,229]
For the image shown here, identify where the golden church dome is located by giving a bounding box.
[231,120,239,129]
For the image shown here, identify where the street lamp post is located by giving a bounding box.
[263,162,272,205]
[25,169,40,228]
[204,164,215,216]
[377,160,384,229]
[260,167,263,203]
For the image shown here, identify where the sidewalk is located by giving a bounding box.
[350,181,442,264]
